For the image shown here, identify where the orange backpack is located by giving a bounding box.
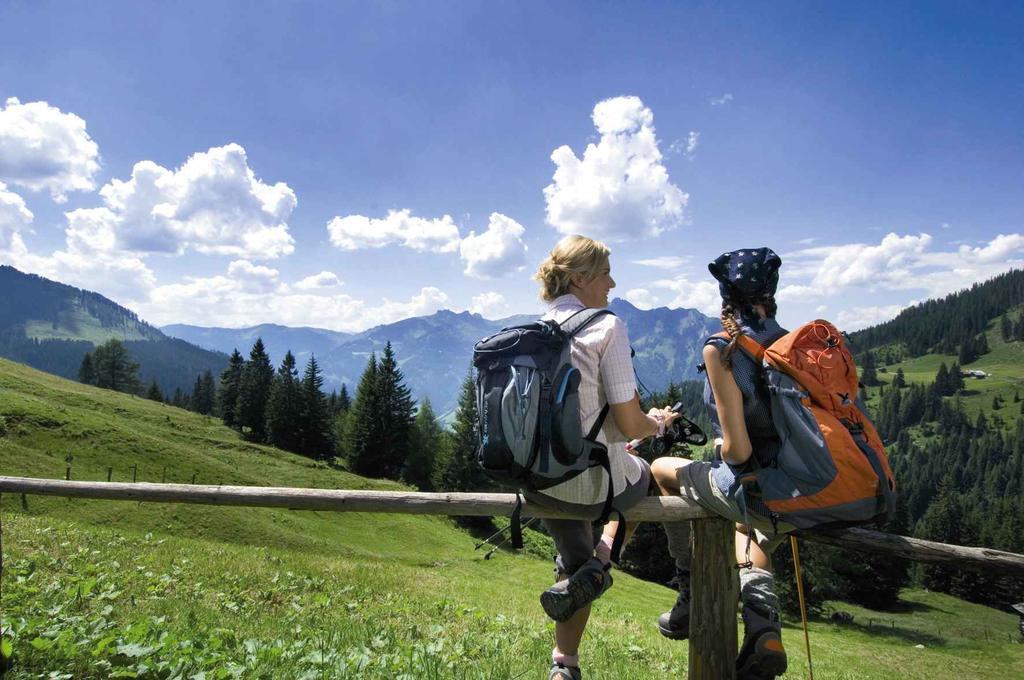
[733,320,897,529]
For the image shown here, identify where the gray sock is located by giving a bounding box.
[662,521,692,573]
[739,566,780,614]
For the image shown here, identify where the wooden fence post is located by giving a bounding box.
[688,516,737,680]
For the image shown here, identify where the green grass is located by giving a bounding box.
[22,301,153,344]
[2,358,1023,678]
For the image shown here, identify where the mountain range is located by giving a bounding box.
[164,299,719,416]
[0,265,719,415]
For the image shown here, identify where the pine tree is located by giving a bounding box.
[934,362,950,396]
[860,351,879,387]
[199,370,215,415]
[892,367,906,390]
[218,349,245,428]
[266,351,301,453]
[236,338,274,441]
[338,384,351,412]
[91,339,140,394]
[145,379,163,402]
[376,342,416,478]
[299,355,334,459]
[440,370,486,492]
[171,387,186,408]
[1001,315,1013,342]
[345,354,384,476]
[948,362,965,394]
[78,353,96,385]
[404,397,441,490]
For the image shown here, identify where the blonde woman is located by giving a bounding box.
[531,234,679,680]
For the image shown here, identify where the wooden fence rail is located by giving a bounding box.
[2,475,1024,680]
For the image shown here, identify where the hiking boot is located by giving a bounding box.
[657,568,691,640]
[540,557,612,622]
[549,662,582,680]
[736,603,787,680]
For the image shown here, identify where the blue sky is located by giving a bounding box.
[1,1,1022,332]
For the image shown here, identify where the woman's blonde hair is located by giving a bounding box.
[534,235,611,302]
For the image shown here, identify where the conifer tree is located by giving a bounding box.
[948,361,965,394]
[345,354,384,476]
[404,397,441,490]
[892,367,906,390]
[146,379,163,402]
[266,351,301,452]
[376,342,416,477]
[934,362,950,396]
[218,349,245,428]
[338,384,351,412]
[189,370,216,415]
[860,351,879,387]
[1002,314,1013,342]
[299,355,334,459]
[90,339,140,394]
[78,353,96,385]
[440,370,486,492]
[236,338,274,441]
[171,387,186,408]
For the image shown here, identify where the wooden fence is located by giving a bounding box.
[2,475,1023,680]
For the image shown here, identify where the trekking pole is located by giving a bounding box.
[790,535,814,680]
[475,523,515,551]
[484,518,539,560]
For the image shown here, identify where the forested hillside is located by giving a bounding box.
[0,265,228,395]
[841,270,1024,610]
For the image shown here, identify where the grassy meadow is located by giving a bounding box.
[1,358,1022,678]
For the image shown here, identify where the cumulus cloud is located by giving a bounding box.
[710,93,734,106]
[469,291,509,318]
[624,288,659,310]
[650,276,721,315]
[632,255,689,269]
[544,96,688,242]
[0,97,101,202]
[785,231,1024,301]
[459,212,528,279]
[294,271,343,290]
[327,208,460,253]
[836,304,909,332]
[0,181,33,252]
[67,144,296,259]
[138,261,450,332]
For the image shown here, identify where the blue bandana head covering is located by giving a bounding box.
[708,247,782,305]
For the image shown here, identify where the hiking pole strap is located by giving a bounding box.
[510,494,524,550]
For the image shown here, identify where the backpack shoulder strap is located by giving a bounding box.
[557,307,615,338]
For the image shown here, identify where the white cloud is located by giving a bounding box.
[469,291,509,318]
[0,181,33,252]
[784,231,1024,301]
[459,212,528,279]
[710,93,734,106]
[650,276,721,315]
[624,288,659,310]
[139,261,451,332]
[293,271,343,290]
[632,255,689,269]
[958,233,1024,263]
[544,95,688,241]
[685,131,700,157]
[836,304,909,332]
[69,144,296,259]
[327,208,460,253]
[0,97,101,202]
